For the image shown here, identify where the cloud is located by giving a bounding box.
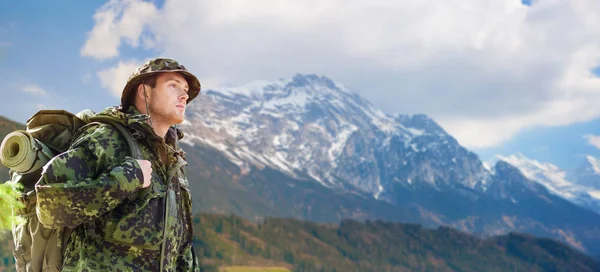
[21,84,47,96]
[81,0,158,60]
[97,59,143,98]
[84,0,600,149]
[584,134,600,150]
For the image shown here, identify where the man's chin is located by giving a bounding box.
[173,118,184,125]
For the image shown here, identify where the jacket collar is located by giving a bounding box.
[93,105,185,151]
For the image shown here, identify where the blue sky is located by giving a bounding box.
[0,1,159,120]
[1,0,600,171]
[0,1,112,118]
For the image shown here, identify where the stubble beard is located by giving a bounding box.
[148,100,184,128]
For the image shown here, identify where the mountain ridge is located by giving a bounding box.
[493,152,600,215]
[191,212,600,272]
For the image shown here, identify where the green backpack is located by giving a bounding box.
[0,109,141,272]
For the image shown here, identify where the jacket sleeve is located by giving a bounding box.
[35,123,144,229]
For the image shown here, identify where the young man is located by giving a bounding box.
[35,58,201,271]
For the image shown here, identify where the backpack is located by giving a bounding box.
[0,109,142,272]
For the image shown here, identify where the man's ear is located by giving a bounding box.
[136,83,151,101]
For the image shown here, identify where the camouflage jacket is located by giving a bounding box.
[35,106,199,271]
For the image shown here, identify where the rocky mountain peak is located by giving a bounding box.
[287,74,341,91]
[395,113,448,136]
[182,74,496,197]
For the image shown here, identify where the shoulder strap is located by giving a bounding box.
[90,119,142,159]
[108,121,143,159]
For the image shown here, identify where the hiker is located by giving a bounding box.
[34,58,201,271]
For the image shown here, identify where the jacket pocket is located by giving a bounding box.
[178,176,194,246]
[179,176,193,204]
[104,181,166,250]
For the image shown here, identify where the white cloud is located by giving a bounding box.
[35,104,46,110]
[22,84,47,96]
[84,0,600,148]
[97,59,144,98]
[584,134,600,150]
[81,0,158,60]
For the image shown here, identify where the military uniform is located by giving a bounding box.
[34,58,202,271]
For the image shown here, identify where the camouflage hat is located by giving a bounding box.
[121,58,201,106]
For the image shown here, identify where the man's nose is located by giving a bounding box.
[180,89,189,101]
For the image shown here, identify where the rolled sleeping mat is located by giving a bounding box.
[0,130,55,174]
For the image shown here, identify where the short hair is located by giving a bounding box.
[122,74,158,111]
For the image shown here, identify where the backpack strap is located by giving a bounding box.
[103,121,142,160]
[89,118,142,160]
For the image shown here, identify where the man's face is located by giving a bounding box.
[148,72,190,126]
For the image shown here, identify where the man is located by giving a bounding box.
[35,58,201,271]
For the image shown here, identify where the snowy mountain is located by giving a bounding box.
[182,74,394,192]
[491,153,600,214]
[180,74,600,255]
[181,74,488,196]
